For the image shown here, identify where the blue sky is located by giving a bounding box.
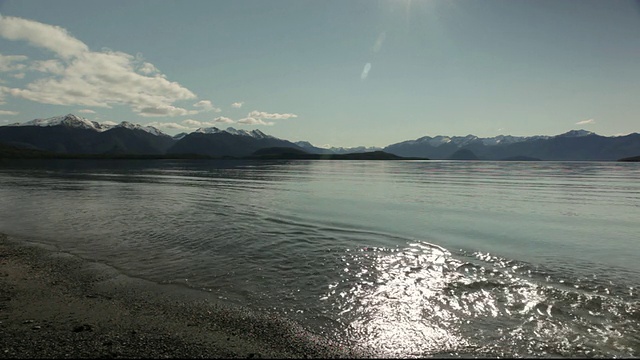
[0,0,639,147]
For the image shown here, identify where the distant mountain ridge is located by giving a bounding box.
[193,126,274,139]
[0,114,301,157]
[383,130,640,161]
[1,114,639,160]
[12,114,167,136]
[294,141,383,155]
[0,114,174,155]
[168,131,303,158]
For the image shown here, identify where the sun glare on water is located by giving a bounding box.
[318,237,635,357]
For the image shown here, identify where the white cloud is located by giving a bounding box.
[214,116,235,124]
[145,118,236,131]
[137,104,198,117]
[237,117,274,126]
[0,53,28,72]
[0,15,198,117]
[248,110,297,120]
[194,100,211,108]
[0,14,88,58]
[11,72,25,79]
[181,119,217,127]
[181,119,203,127]
[30,59,65,74]
[193,100,221,113]
[144,121,194,131]
[78,109,95,114]
[0,110,19,115]
[575,119,595,125]
[231,101,244,108]
[361,62,372,80]
[138,62,160,75]
[102,120,118,126]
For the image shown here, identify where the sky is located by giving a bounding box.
[0,0,639,147]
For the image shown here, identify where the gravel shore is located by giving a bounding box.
[0,233,370,359]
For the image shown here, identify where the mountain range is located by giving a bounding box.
[1,114,639,161]
[383,129,640,161]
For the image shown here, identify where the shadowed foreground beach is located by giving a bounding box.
[0,234,370,359]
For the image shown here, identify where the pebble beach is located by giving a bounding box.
[0,234,369,359]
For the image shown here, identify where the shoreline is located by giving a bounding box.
[0,233,370,359]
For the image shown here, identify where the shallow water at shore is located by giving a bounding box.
[0,234,367,358]
[1,159,639,357]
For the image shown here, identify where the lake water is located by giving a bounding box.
[1,159,639,357]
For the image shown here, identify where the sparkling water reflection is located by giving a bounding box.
[325,242,640,357]
[0,159,639,357]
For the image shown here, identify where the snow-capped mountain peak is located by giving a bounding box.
[480,135,527,146]
[556,129,595,138]
[193,126,275,139]
[194,127,222,134]
[116,121,167,136]
[173,132,188,141]
[426,136,452,146]
[247,129,271,139]
[224,127,250,137]
[399,133,555,148]
[224,127,272,139]
[9,114,168,136]
[16,114,102,131]
[295,141,314,148]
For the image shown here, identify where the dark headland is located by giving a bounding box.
[247,147,426,160]
[0,142,427,161]
[618,155,640,162]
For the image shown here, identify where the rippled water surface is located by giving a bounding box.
[1,159,639,357]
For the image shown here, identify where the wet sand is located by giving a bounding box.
[0,233,370,359]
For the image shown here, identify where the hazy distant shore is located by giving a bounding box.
[0,233,369,359]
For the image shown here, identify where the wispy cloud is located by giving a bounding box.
[575,119,595,125]
[231,101,244,108]
[372,31,386,53]
[78,109,95,114]
[137,105,198,117]
[0,109,18,115]
[193,100,221,113]
[30,59,64,74]
[214,116,235,124]
[248,110,297,120]
[0,53,28,72]
[147,117,236,131]
[237,117,274,126]
[0,14,203,117]
[182,119,216,127]
[361,62,372,80]
[144,121,194,131]
[0,14,88,58]
[138,62,160,75]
